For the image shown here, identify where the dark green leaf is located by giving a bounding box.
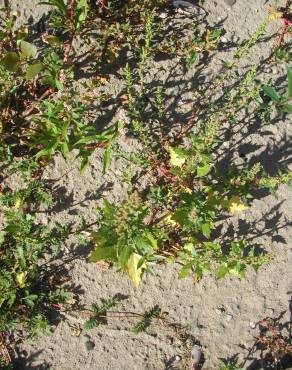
[1,52,20,72]
[262,85,280,102]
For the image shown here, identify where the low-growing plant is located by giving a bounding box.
[83,296,163,335]
[257,317,292,367]
[41,0,89,34]
[256,66,292,122]
[0,184,71,335]
[90,10,292,286]
[219,361,245,370]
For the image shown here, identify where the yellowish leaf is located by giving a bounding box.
[159,212,179,227]
[126,253,145,288]
[228,196,248,214]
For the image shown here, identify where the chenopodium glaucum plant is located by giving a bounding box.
[90,192,163,287]
[90,122,273,285]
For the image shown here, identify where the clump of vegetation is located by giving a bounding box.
[0,0,291,367]
[90,8,292,285]
[257,317,292,367]
[0,182,72,336]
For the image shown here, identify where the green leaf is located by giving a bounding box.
[25,62,43,80]
[103,146,111,174]
[287,67,292,98]
[216,264,229,279]
[22,294,38,307]
[61,141,70,158]
[1,52,20,72]
[90,246,117,262]
[20,41,37,59]
[80,155,90,173]
[281,104,292,114]
[169,147,187,167]
[178,264,192,279]
[231,241,245,256]
[201,223,211,238]
[197,163,211,177]
[0,231,6,246]
[262,84,280,102]
[119,245,133,270]
[229,262,246,278]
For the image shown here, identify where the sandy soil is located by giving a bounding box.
[2,0,292,369]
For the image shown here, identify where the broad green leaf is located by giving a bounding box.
[103,146,111,174]
[20,41,37,59]
[201,223,211,238]
[25,62,43,79]
[178,264,192,279]
[90,246,117,262]
[135,232,157,253]
[143,231,157,249]
[1,52,20,72]
[262,84,280,102]
[229,262,246,278]
[169,146,187,167]
[119,245,133,270]
[22,294,38,307]
[126,253,144,287]
[287,67,292,98]
[216,264,229,279]
[231,241,245,256]
[281,104,292,114]
[197,163,210,177]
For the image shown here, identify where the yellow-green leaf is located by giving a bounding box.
[16,272,26,288]
[126,253,145,287]
[169,147,187,167]
[25,62,43,80]
[20,40,37,59]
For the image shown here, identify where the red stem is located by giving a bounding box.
[64,0,75,63]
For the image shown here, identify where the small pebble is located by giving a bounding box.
[226,313,233,321]
[249,321,256,329]
[224,0,236,5]
[159,12,167,19]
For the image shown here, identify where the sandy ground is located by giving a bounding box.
[2,0,292,369]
